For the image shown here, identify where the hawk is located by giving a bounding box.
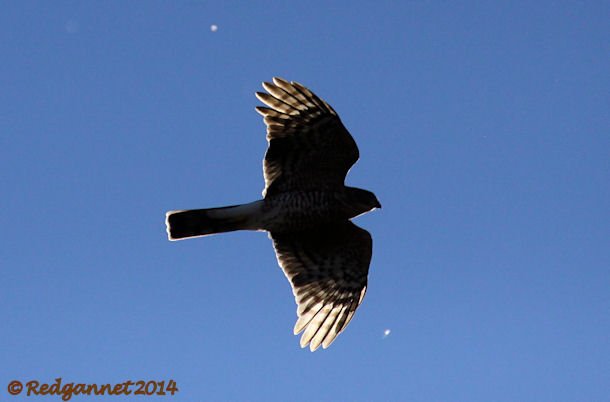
[166,77,380,351]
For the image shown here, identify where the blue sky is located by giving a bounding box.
[2,1,609,401]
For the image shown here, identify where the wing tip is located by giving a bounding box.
[272,76,289,86]
[254,106,268,116]
[255,91,267,103]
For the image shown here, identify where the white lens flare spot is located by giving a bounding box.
[382,329,391,338]
[210,24,218,32]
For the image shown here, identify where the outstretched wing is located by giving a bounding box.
[270,221,372,351]
[256,77,359,197]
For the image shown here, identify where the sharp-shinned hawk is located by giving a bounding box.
[166,78,380,351]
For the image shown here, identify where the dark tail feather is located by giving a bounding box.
[165,201,262,241]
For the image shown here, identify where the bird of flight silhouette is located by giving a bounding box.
[166,78,380,351]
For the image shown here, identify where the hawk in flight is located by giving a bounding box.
[166,78,380,351]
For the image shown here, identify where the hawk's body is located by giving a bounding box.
[166,78,380,351]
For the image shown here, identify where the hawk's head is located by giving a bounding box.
[343,187,381,219]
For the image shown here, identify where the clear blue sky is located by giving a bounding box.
[2,2,609,401]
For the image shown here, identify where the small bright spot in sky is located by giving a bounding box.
[383,329,391,338]
[210,24,218,32]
